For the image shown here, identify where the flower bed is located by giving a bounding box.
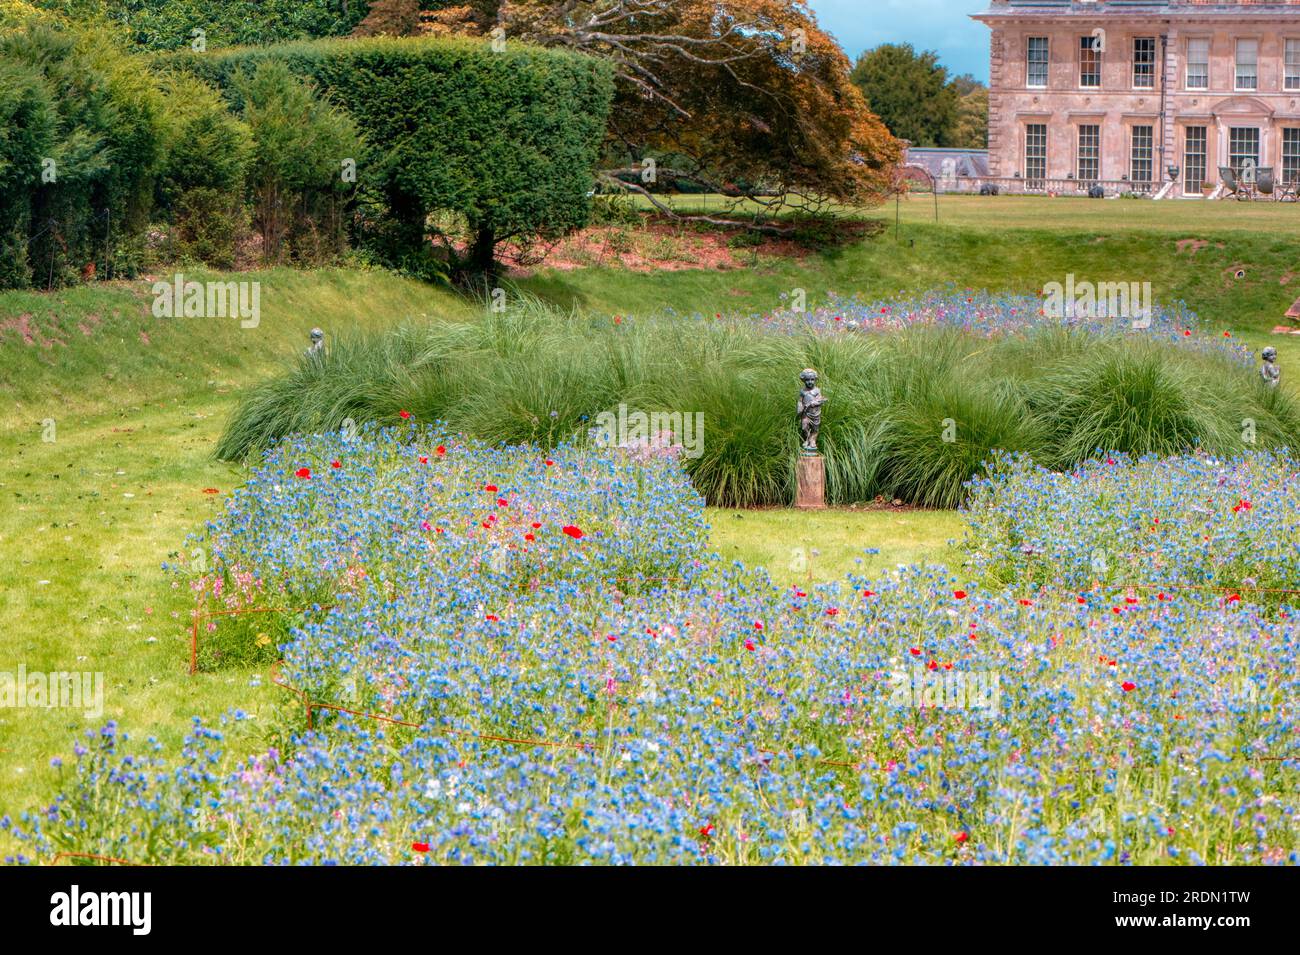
[6,433,1296,865]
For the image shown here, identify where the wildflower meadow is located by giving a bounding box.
[5,427,1294,865]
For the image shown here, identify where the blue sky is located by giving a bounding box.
[808,0,991,81]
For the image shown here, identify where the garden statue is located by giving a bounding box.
[1261,347,1280,387]
[307,327,325,359]
[796,368,825,454]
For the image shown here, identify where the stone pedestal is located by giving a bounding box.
[795,453,825,509]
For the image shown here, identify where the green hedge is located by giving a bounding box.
[171,36,615,274]
[0,20,165,288]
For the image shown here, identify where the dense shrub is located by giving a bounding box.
[171,35,615,277]
[0,57,51,287]
[0,19,165,287]
[154,70,251,267]
[215,297,1300,508]
[230,60,363,264]
[31,0,367,50]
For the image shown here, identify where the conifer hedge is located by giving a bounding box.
[172,36,615,274]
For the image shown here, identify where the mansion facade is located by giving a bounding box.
[972,0,1300,196]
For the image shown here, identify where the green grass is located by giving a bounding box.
[214,304,1300,508]
[550,195,1300,371]
[708,507,963,589]
[4,196,1300,841]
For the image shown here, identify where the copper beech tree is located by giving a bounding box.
[407,0,903,231]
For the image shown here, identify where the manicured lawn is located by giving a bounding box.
[708,507,964,588]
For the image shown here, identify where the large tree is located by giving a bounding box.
[412,0,902,231]
[949,73,988,149]
[850,42,958,148]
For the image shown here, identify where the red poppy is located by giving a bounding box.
[1121,681,1136,692]
[863,589,876,597]
[1076,596,1087,604]
[942,662,953,671]
[484,484,498,493]
[753,621,763,631]
[1018,598,1032,606]
[399,410,412,419]
[744,639,755,652]
[411,842,430,852]
[330,460,342,469]
[562,525,584,539]
[295,467,311,479]
[497,498,508,507]
[1226,593,1241,604]
[435,445,446,456]
[531,522,542,529]
[910,647,922,656]
[1157,592,1169,601]
[202,488,219,494]
[699,823,714,838]
[524,533,535,542]
[418,456,428,464]
[545,460,554,467]
[953,590,967,599]
[927,659,938,671]
[485,614,499,622]
[1183,329,1192,336]
[954,832,969,844]
[606,634,617,642]
[825,607,839,616]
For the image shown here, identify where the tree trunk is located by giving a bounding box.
[468,225,498,282]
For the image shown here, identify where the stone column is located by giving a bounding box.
[795,455,826,510]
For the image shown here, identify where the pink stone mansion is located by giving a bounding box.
[971,1,1300,197]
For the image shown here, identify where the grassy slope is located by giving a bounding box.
[3,199,1299,828]
[558,195,1300,367]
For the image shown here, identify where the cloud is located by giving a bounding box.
[808,0,989,80]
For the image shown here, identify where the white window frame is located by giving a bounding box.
[1080,35,1102,89]
[1027,36,1050,88]
[1186,37,1209,90]
[1236,38,1258,92]
[1286,39,1300,91]
[1133,37,1157,89]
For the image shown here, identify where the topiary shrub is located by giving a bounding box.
[170,35,614,279]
